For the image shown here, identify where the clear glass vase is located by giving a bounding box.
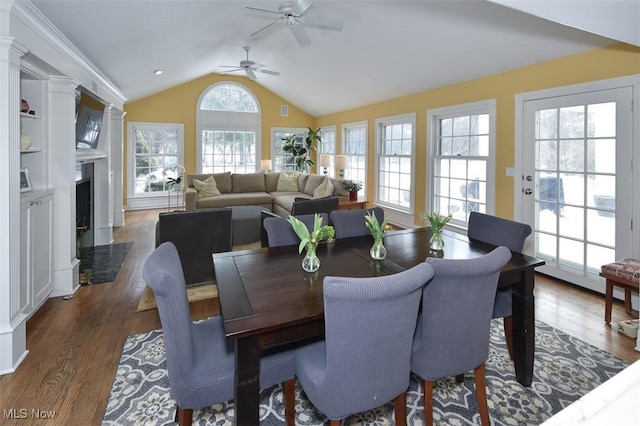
[370,236,387,260]
[430,228,444,251]
[302,244,320,272]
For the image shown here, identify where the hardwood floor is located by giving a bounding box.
[0,208,638,425]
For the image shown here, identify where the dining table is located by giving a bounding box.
[212,227,545,425]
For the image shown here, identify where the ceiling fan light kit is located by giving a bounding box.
[247,0,343,47]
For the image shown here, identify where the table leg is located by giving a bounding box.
[234,335,261,426]
[511,268,535,387]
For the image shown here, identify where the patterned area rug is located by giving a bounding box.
[102,320,628,425]
[82,242,133,284]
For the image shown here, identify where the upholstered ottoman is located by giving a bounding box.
[600,258,640,324]
[230,205,265,245]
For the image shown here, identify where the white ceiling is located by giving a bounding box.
[29,0,633,117]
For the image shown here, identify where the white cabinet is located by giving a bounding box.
[20,190,54,319]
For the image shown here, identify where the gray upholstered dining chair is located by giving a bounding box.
[156,208,232,285]
[289,262,435,425]
[329,207,384,238]
[411,246,511,426]
[142,242,296,426]
[468,211,532,359]
[263,213,329,247]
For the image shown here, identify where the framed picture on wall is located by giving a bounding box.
[20,168,32,192]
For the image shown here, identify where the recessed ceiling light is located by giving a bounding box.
[154,69,163,75]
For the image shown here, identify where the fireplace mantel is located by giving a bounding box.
[76,149,107,162]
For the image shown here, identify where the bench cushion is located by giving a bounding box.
[601,259,640,284]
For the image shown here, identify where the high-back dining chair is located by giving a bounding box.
[156,208,232,285]
[142,242,296,426]
[411,246,511,426]
[329,207,384,239]
[291,196,340,216]
[263,213,329,247]
[290,262,435,424]
[468,211,532,358]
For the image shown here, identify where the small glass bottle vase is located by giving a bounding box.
[302,244,320,272]
[370,236,387,260]
[430,228,445,251]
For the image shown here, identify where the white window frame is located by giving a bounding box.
[271,127,308,172]
[319,125,336,177]
[127,121,184,208]
[341,120,368,194]
[375,113,416,214]
[196,82,261,174]
[427,99,497,230]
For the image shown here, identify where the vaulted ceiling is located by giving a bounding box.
[30,0,638,116]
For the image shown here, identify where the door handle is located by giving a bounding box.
[524,189,533,195]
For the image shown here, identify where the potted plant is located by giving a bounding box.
[281,127,321,172]
[340,179,362,201]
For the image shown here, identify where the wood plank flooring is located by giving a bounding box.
[0,208,638,425]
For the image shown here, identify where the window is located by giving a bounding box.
[128,122,184,196]
[428,100,496,227]
[271,128,307,172]
[76,106,104,149]
[376,113,415,211]
[197,83,261,173]
[319,125,336,177]
[342,121,368,195]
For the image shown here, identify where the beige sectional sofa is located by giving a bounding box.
[185,172,347,216]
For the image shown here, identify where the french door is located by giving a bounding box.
[519,85,634,294]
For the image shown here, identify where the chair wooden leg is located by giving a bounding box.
[503,316,514,360]
[624,288,632,314]
[330,420,341,426]
[394,392,407,426]
[176,406,193,426]
[284,379,295,426]
[474,364,490,426]
[605,280,613,323]
[424,380,434,426]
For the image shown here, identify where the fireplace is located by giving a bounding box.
[76,163,94,251]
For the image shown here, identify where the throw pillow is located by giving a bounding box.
[313,178,335,198]
[193,176,221,199]
[276,172,299,192]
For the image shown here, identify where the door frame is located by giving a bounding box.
[514,75,640,261]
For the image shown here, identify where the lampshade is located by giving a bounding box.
[261,159,272,171]
[336,155,349,170]
[319,154,331,168]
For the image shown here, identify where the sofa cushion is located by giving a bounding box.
[273,193,305,213]
[276,172,299,192]
[313,178,335,198]
[303,174,325,196]
[264,172,281,192]
[188,172,231,193]
[298,173,309,191]
[197,192,273,209]
[330,177,349,196]
[192,176,221,199]
[232,172,266,193]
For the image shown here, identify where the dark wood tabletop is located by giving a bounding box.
[213,227,544,425]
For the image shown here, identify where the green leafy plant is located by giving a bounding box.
[421,212,453,231]
[164,164,185,188]
[364,210,392,240]
[340,179,362,192]
[281,127,321,172]
[287,213,335,254]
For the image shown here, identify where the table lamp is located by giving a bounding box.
[336,155,349,179]
[319,154,331,176]
[261,159,272,173]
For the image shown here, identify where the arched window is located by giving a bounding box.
[197,83,261,174]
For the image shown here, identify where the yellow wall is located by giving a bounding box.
[315,43,640,223]
[123,73,314,199]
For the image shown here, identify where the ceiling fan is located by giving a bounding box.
[218,46,280,80]
[247,0,343,47]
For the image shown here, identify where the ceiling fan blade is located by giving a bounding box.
[219,65,242,68]
[245,68,257,80]
[251,20,281,38]
[220,69,243,75]
[245,6,281,15]
[257,69,280,76]
[302,16,343,30]
[290,24,311,47]
[291,0,314,16]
